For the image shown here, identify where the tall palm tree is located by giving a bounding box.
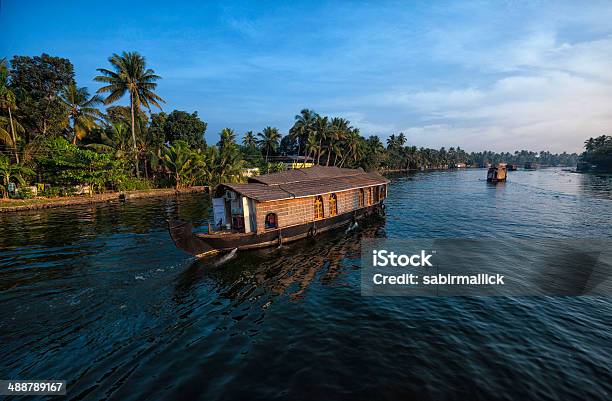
[313,115,329,164]
[0,58,19,163]
[0,116,24,155]
[242,130,256,148]
[290,109,317,162]
[339,128,362,167]
[95,51,165,177]
[257,126,281,163]
[218,128,236,149]
[59,82,103,144]
[305,133,320,163]
[327,117,350,166]
[397,132,406,147]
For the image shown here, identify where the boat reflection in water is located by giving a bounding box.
[174,216,386,302]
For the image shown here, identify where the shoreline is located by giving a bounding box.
[0,187,209,213]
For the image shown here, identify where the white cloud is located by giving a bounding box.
[363,32,612,153]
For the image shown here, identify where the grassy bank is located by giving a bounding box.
[0,186,209,213]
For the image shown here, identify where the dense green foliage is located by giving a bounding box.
[9,54,74,140]
[579,135,612,172]
[94,51,165,178]
[153,110,207,148]
[35,137,126,192]
[0,52,584,199]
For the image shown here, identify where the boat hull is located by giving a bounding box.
[168,203,384,256]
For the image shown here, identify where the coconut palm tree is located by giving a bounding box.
[339,128,362,167]
[0,116,24,158]
[305,132,320,163]
[257,126,281,163]
[313,115,329,164]
[218,128,236,150]
[290,109,317,161]
[94,51,165,177]
[204,145,245,186]
[398,132,406,147]
[86,122,132,160]
[386,134,399,149]
[0,58,19,163]
[242,130,257,148]
[327,117,350,166]
[59,82,103,144]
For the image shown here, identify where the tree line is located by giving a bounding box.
[0,52,583,199]
[579,135,612,172]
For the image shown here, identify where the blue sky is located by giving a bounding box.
[3,0,612,152]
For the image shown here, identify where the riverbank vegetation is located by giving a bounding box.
[0,52,581,199]
[578,135,612,173]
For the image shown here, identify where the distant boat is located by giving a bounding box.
[524,161,539,170]
[487,163,507,182]
[507,164,518,171]
[168,166,389,257]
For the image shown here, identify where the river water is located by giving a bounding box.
[1,168,611,400]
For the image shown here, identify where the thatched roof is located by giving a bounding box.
[219,166,389,202]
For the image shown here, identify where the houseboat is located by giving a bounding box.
[487,163,507,182]
[507,164,518,171]
[524,161,539,170]
[168,166,389,257]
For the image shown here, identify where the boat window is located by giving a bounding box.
[358,189,364,207]
[314,195,324,220]
[329,193,338,216]
[367,188,373,205]
[265,213,278,229]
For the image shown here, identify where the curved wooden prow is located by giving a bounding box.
[167,220,217,257]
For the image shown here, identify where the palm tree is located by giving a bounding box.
[368,135,385,157]
[0,116,25,157]
[0,156,33,198]
[95,51,165,177]
[242,130,257,148]
[160,140,207,189]
[218,128,236,149]
[313,115,329,164]
[59,82,104,144]
[257,126,281,163]
[398,132,406,147]
[305,132,320,163]
[204,145,245,186]
[327,117,350,166]
[0,58,19,163]
[339,128,361,167]
[386,134,399,149]
[86,122,132,160]
[290,109,317,162]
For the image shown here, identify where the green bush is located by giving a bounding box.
[61,186,78,197]
[40,186,61,197]
[35,137,128,193]
[116,178,153,191]
[14,187,35,199]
